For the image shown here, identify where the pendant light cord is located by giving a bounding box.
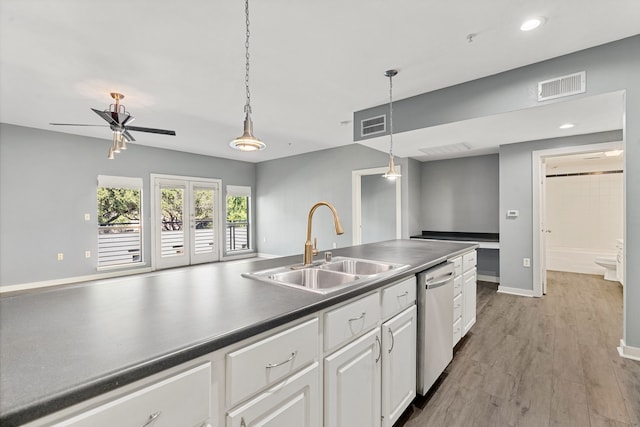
[244,0,252,115]
[388,72,394,157]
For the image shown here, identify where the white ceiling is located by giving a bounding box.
[1,1,639,163]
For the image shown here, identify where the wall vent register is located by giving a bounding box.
[538,71,586,101]
[361,115,386,137]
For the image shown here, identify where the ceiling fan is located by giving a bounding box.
[50,92,176,159]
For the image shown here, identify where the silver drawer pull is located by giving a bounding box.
[266,351,298,369]
[142,411,161,427]
[396,291,409,298]
[348,312,366,322]
[388,329,395,353]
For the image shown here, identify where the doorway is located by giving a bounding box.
[352,167,401,245]
[151,174,222,269]
[532,142,624,297]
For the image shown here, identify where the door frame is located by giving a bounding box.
[352,166,402,245]
[531,141,623,297]
[150,174,223,270]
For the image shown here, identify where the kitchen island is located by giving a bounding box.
[0,239,476,426]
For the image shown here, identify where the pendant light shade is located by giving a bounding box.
[230,0,266,151]
[382,69,401,179]
[230,112,265,151]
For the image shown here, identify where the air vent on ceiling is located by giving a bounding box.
[538,71,586,101]
[361,114,386,137]
[419,142,472,157]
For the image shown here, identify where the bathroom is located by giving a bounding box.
[544,148,624,283]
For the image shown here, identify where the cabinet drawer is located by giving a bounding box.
[453,275,463,298]
[381,276,416,320]
[451,256,463,277]
[324,292,380,352]
[453,318,462,346]
[56,362,211,427]
[462,251,477,272]
[453,293,462,323]
[227,318,319,407]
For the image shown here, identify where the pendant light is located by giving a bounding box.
[382,69,401,180]
[230,0,266,151]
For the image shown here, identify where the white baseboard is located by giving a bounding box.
[477,274,499,283]
[0,267,153,294]
[497,285,535,297]
[617,339,640,361]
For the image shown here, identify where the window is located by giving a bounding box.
[226,185,251,253]
[97,175,143,268]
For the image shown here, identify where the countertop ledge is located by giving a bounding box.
[0,239,476,425]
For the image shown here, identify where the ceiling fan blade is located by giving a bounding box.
[123,130,136,142]
[49,123,108,127]
[125,126,176,136]
[91,108,118,126]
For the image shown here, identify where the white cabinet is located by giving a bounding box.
[450,249,477,344]
[226,362,320,427]
[53,362,212,427]
[226,318,319,408]
[381,305,417,427]
[463,267,477,334]
[324,328,381,427]
[324,292,380,353]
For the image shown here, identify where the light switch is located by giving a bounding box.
[507,210,519,218]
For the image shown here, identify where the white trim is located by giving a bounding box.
[97,174,143,190]
[226,185,251,197]
[255,252,280,259]
[0,267,153,294]
[497,285,535,297]
[351,166,402,245]
[617,339,640,361]
[532,140,623,297]
[477,274,499,283]
[221,252,257,262]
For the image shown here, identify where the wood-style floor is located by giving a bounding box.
[397,271,640,427]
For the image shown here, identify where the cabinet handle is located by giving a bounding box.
[396,291,409,299]
[388,329,395,354]
[375,335,382,363]
[348,312,366,322]
[240,417,247,427]
[266,351,298,369]
[142,411,161,427]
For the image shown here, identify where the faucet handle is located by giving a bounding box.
[312,237,319,256]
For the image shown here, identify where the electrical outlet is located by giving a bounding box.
[85,251,91,258]
[523,258,531,267]
[84,213,91,221]
[332,242,337,249]
[57,252,64,261]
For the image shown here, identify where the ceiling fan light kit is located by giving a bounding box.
[230,0,266,152]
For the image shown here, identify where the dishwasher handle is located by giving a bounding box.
[425,271,454,289]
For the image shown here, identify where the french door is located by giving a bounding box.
[152,175,221,269]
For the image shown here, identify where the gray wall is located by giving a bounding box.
[0,124,255,286]
[361,174,396,244]
[255,144,395,256]
[420,154,499,233]
[499,130,623,291]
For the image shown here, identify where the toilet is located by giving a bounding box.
[594,256,617,281]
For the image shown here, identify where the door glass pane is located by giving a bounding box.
[160,187,185,258]
[226,195,250,252]
[193,187,214,254]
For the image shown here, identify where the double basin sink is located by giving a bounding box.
[243,257,409,294]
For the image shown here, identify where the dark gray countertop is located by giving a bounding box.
[0,239,476,425]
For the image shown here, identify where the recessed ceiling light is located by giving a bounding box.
[559,123,574,129]
[520,17,545,31]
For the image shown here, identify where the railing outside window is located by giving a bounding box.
[98,223,141,266]
[227,221,249,252]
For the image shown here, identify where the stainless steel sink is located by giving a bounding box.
[318,258,396,275]
[243,257,409,294]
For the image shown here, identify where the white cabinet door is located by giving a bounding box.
[226,362,320,427]
[381,305,416,427]
[324,328,381,427]
[463,267,477,334]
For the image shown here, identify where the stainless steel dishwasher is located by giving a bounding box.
[416,261,454,395]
